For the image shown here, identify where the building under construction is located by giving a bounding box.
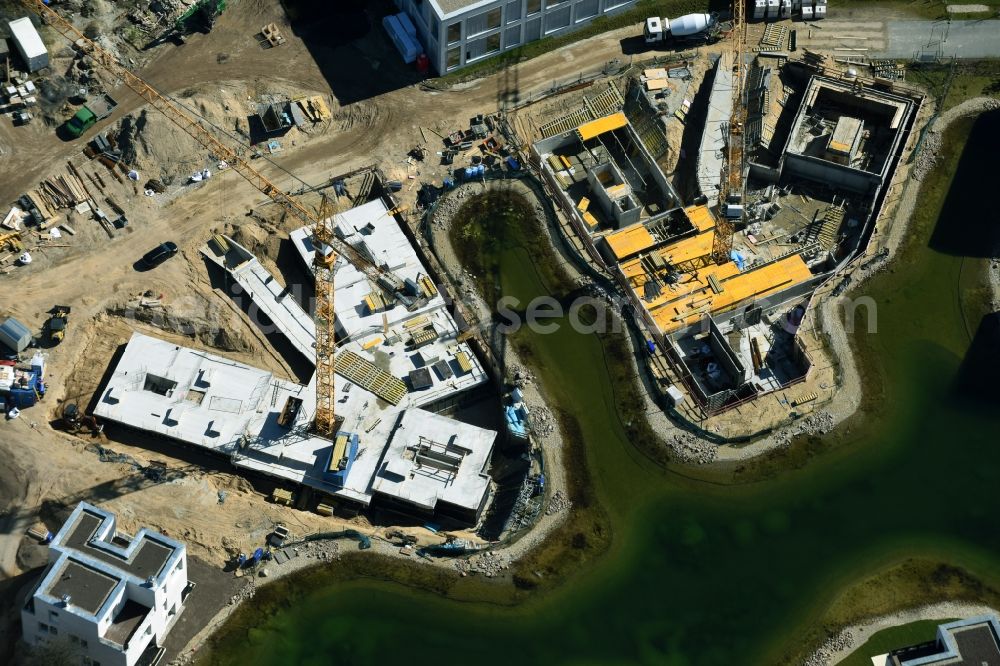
[94,198,499,526]
[532,57,920,414]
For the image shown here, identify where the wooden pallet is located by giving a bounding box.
[335,350,408,405]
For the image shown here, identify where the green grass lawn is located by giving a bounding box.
[836,618,956,666]
[906,61,1000,114]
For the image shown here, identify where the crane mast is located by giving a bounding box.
[713,0,746,264]
[18,0,402,438]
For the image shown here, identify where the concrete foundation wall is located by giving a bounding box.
[781,152,881,195]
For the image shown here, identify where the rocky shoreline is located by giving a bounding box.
[804,601,1000,666]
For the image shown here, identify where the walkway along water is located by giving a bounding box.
[193,111,1000,666]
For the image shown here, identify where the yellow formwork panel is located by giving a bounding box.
[658,230,714,266]
[684,204,717,232]
[577,112,628,141]
[647,255,813,334]
[328,434,349,472]
[604,225,656,260]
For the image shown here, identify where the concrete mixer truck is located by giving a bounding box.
[643,13,720,45]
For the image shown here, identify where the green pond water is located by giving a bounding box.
[197,112,1000,665]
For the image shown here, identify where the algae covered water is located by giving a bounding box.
[196,112,1000,665]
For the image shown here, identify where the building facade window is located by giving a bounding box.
[576,0,600,21]
[506,1,521,22]
[505,26,521,47]
[446,46,461,69]
[544,5,571,33]
[446,22,461,44]
[486,32,501,53]
[38,622,48,633]
[468,8,502,36]
[527,0,542,15]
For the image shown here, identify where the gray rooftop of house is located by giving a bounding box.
[897,615,1000,665]
[104,599,150,647]
[46,559,119,615]
[62,510,174,581]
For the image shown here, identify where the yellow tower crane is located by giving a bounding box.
[17,0,404,438]
[713,0,747,265]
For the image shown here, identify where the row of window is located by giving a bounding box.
[443,0,630,64]
[447,2,610,69]
[446,0,579,45]
[33,629,100,665]
[37,622,91,649]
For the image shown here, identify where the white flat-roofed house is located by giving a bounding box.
[21,502,188,666]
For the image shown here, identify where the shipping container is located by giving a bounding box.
[0,317,31,353]
[396,12,418,40]
[8,17,48,72]
[382,14,419,64]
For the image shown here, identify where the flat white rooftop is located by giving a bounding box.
[373,409,494,514]
[93,332,491,509]
[288,198,488,409]
[97,200,494,518]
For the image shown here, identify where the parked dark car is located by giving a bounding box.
[140,242,178,269]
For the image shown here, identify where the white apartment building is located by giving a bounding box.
[21,502,188,666]
[394,0,637,73]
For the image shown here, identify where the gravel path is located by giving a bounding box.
[426,178,576,562]
[805,601,1000,666]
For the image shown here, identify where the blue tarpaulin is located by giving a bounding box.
[730,250,747,271]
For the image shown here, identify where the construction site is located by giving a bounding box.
[519,22,920,423]
[0,0,940,662]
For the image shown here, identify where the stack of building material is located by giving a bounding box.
[295,96,331,123]
[644,70,670,92]
[758,24,788,51]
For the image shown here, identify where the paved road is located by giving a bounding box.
[796,18,1000,60]
[883,20,1000,58]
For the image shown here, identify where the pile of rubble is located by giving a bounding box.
[299,540,341,562]
[511,364,534,388]
[545,490,572,516]
[470,550,508,577]
[795,411,835,436]
[668,432,717,465]
[803,629,855,666]
[771,410,837,448]
[228,580,256,606]
[529,404,555,437]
